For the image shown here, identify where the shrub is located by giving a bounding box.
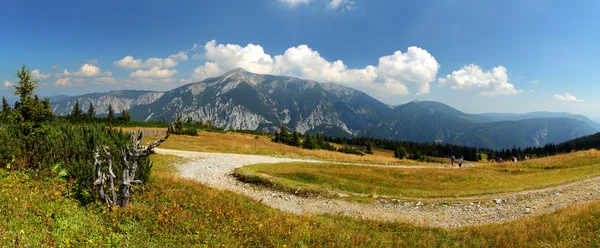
[0,121,152,204]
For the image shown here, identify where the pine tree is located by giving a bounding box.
[11,64,53,131]
[175,112,184,130]
[120,109,131,122]
[86,102,95,118]
[290,131,301,147]
[395,145,407,159]
[366,141,374,154]
[279,125,290,145]
[70,100,82,118]
[107,104,114,122]
[1,96,11,121]
[302,133,317,149]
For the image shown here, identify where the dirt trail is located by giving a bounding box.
[155,148,600,228]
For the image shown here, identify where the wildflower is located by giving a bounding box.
[20,229,24,234]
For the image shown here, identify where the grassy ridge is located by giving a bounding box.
[124,127,439,165]
[236,149,600,199]
[1,154,600,246]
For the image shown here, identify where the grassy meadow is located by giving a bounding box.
[235,149,600,199]
[1,154,600,247]
[2,129,600,246]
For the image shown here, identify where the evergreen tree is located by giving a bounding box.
[70,100,83,119]
[279,125,290,144]
[1,96,11,121]
[175,112,184,130]
[120,109,131,122]
[290,131,301,147]
[186,116,193,126]
[366,141,374,154]
[86,102,95,118]
[107,104,114,122]
[302,133,317,149]
[11,64,53,133]
[395,145,407,159]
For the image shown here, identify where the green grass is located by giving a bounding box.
[235,149,600,199]
[2,153,600,247]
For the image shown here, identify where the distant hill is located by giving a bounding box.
[368,101,477,143]
[448,118,597,150]
[471,112,600,131]
[50,68,598,149]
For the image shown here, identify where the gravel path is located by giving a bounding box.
[155,148,600,228]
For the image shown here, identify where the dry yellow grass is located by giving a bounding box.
[121,127,438,165]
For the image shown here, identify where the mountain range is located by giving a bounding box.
[50,68,599,150]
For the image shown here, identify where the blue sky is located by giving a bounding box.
[1,0,599,119]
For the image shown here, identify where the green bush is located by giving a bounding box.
[0,121,152,204]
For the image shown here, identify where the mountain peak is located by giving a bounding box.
[218,67,264,85]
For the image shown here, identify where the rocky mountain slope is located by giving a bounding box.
[50,68,598,149]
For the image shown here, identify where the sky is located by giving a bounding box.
[1,0,599,120]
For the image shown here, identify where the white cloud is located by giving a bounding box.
[531,80,539,84]
[113,56,141,69]
[327,0,354,10]
[113,51,188,69]
[55,77,71,86]
[277,0,309,8]
[31,69,51,80]
[73,64,101,77]
[88,59,99,65]
[553,92,584,102]
[103,71,113,77]
[193,40,439,96]
[55,69,71,78]
[130,67,178,78]
[3,80,13,88]
[52,64,60,70]
[95,77,117,84]
[438,64,523,96]
[192,62,223,80]
[180,78,193,84]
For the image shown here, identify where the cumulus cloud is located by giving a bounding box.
[191,40,439,95]
[553,92,584,102]
[31,69,51,80]
[180,78,193,84]
[55,69,71,78]
[277,0,309,8]
[531,80,539,84]
[113,51,188,69]
[88,59,99,65]
[103,71,113,77]
[327,0,354,10]
[192,62,223,80]
[438,64,523,96]
[55,77,71,86]
[52,64,60,70]
[130,67,178,78]
[73,64,101,77]
[3,80,13,88]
